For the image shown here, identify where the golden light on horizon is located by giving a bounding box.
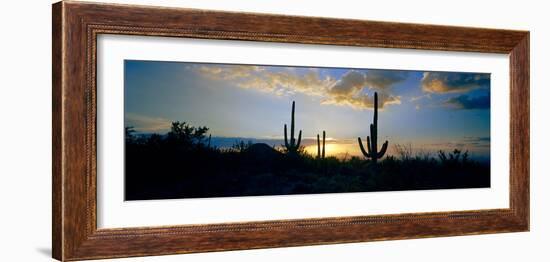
[304,142,361,158]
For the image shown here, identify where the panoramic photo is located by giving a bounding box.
[124,60,491,200]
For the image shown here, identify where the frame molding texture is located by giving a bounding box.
[52,1,529,261]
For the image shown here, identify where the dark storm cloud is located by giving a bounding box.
[422,72,490,94]
[443,94,490,110]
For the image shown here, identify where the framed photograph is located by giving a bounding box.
[52,1,529,261]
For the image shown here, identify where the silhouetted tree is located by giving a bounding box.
[166,121,209,149]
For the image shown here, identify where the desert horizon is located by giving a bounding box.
[127,132,490,162]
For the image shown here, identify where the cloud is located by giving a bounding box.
[443,94,490,110]
[323,85,401,110]
[427,136,490,149]
[196,65,331,97]
[328,70,366,96]
[462,136,490,144]
[196,65,264,80]
[241,70,332,97]
[326,70,406,95]
[194,65,405,110]
[322,70,403,109]
[365,70,408,90]
[125,113,171,133]
[422,72,490,93]
[410,94,432,102]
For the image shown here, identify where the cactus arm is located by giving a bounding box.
[367,136,378,163]
[369,124,376,153]
[295,130,302,148]
[290,101,295,146]
[283,101,303,154]
[358,137,371,158]
[284,124,289,148]
[317,134,321,158]
[366,136,372,155]
[373,92,378,125]
[322,131,326,158]
[377,140,389,158]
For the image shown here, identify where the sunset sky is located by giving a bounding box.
[124,60,491,160]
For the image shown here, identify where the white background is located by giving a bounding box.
[0,0,547,261]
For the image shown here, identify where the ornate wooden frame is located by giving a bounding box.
[52,1,529,261]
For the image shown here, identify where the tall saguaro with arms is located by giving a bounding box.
[284,101,302,154]
[358,92,389,163]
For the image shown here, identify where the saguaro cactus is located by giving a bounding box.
[284,101,302,154]
[358,92,388,163]
[317,131,326,159]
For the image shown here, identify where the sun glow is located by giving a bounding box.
[304,142,360,158]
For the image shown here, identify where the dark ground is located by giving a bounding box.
[124,122,490,201]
